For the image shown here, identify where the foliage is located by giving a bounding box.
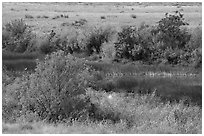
[115,24,154,61]
[2,51,95,123]
[101,16,106,19]
[52,28,83,54]
[2,19,35,53]
[130,14,137,19]
[115,12,201,67]
[72,19,87,27]
[85,89,201,133]
[25,14,34,19]
[19,51,92,122]
[152,11,191,50]
[83,26,116,55]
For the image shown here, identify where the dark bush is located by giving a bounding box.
[72,19,87,27]
[101,16,106,19]
[64,15,69,18]
[131,14,137,19]
[152,11,191,50]
[25,14,34,19]
[42,15,49,18]
[115,24,154,62]
[52,15,60,19]
[83,26,115,55]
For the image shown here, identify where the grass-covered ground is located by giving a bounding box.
[3,91,202,134]
[2,2,202,134]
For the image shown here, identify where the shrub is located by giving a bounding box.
[51,28,84,54]
[2,19,35,53]
[42,15,49,18]
[72,19,87,27]
[64,15,69,18]
[115,24,154,61]
[4,19,27,37]
[61,22,70,26]
[83,26,116,55]
[163,48,182,65]
[19,51,92,122]
[52,15,60,19]
[131,14,137,19]
[38,30,58,54]
[25,14,34,19]
[101,16,106,19]
[152,11,191,50]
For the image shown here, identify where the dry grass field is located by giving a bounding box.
[2,2,202,35]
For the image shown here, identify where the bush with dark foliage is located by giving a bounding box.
[83,26,115,55]
[152,11,191,50]
[115,24,154,62]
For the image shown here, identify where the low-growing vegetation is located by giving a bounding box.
[101,16,106,19]
[25,14,34,19]
[2,7,202,134]
[130,14,137,19]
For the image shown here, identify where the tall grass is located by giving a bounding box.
[3,89,202,134]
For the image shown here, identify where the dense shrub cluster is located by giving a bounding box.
[115,11,201,67]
